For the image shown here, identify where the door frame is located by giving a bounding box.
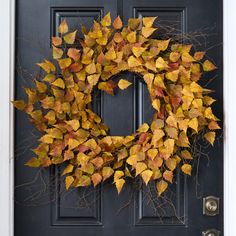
[0,0,235,235]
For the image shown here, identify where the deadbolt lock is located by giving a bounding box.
[202,229,221,236]
[203,196,220,216]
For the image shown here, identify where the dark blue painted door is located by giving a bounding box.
[14,0,223,235]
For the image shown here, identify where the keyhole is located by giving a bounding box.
[206,200,218,212]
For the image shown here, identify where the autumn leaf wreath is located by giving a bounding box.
[13,13,220,195]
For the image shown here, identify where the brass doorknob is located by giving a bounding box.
[202,229,220,236]
[203,196,220,216]
[206,199,218,212]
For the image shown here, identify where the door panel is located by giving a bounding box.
[15,0,223,235]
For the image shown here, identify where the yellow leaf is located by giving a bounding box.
[132,46,146,57]
[182,52,195,63]
[87,74,100,86]
[135,162,147,176]
[143,17,157,27]
[52,46,63,59]
[169,52,180,62]
[152,99,160,112]
[128,56,142,67]
[203,60,217,71]
[188,118,198,132]
[141,170,153,185]
[147,149,158,160]
[113,15,123,29]
[165,158,177,171]
[101,12,111,27]
[203,96,216,106]
[52,78,65,89]
[156,57,169,69]
[102,167,114,181]
[126,31,136,43]
[65,176,74,190]
[12,100,26,110]
[63,30,77,44]
[126,154,138,166]
[204,107,217,120]
[190,81,203,93]
[91,173,102,187]
[114,170,124,182]
[164,139,175,155]
[181,164,192,175]
[115,179,125,194]
[85,62,96,74]
[39,134,53,144]
[128,18,141,30]
[62,164,74,176]
[176,131,190,147]
[58,58,72,69]
[204,132,216,146]
[25,157,41,168]
[156,180,168,196]
[35,80,47,93]
[142,27,156,38]
[66,119,80,131]
[118,79,132,90]
[37,60,56,73]
[68,138,80,150]
[58,19,68,34]
[166,115,177,128]
[137,123,149,132]
[166,70,179,82]
[74,175,91,187]
[105,46,116,60]
[156,39,170,51]
[152,129,165,145]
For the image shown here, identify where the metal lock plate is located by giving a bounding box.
[203,196,220,216]
[202,229,221,236]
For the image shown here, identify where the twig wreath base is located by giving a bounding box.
[13,13,220,195]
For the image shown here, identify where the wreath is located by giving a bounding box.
[13,13,220,196]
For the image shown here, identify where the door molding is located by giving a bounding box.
[0,0,235,235]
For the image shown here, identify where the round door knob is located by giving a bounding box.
[206,200,218,212]
[208,233,215,236]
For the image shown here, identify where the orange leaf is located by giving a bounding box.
[91,173,102,187]
[52,36,62,46]
[113,15,123,29]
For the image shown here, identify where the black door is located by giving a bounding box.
[14,0,223,235]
